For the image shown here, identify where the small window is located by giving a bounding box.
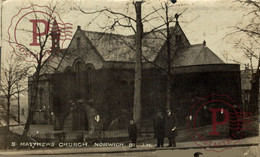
[77,37,80,49]
[176,35,181,44]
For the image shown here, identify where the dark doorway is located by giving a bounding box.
[72,108,89,131]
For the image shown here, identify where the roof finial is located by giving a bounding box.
[203,40,206,46]
[175,13,179,24]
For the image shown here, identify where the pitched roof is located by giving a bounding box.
[172,44,224,67]
[83,30,166,62]
[82,24,191,63]
[83,26,223,66]
[40,49,67,74]
[42,24,224,74]
[84,31,136,62]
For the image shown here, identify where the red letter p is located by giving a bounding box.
[209,108,229,135]
[29,19,49,46]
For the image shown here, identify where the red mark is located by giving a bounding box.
[29,19,49,46]
[209,108,229,135]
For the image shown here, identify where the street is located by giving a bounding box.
[0,126,259,157]
[0,145,258,157]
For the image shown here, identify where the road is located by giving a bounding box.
[1,124,259,157]
[0,145,257,157]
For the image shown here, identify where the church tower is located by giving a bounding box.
[50,18,60,52]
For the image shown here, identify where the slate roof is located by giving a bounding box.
[40,49,67,74]
[83,29,224,67]
[42,23,224,74]
[84,30,165,62]
[172,44,224,67]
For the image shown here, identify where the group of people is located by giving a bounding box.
[154,108,178,147]
[128,108,178,148]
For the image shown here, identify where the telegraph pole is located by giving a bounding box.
[133,1,142,132]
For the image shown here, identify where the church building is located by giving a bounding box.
[28,20,242,139]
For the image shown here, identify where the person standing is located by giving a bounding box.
[165,108,178,147]
[154,110,165,148]
[128,119,137,148]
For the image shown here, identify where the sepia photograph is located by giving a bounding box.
[0,0,259,156]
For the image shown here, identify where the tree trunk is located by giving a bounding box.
[166,75,171,109]
[23,73,40,137]
[165,4,172,110]
[7,97,10,132]
[5,97,11,150]
[17,88,20,124]
[133,1,142,133]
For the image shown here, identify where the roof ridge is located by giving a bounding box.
[190,43,204,47]
[83,30,131,37]
[83,26,176,38]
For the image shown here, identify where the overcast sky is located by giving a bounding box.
[1,0,256,68]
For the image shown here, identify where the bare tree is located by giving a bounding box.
[0,54,30,131]
[0,54,31,149]
[234,0,260,41]
[71,0,144,130]
[6,1,72,137]
[230,0,260,114]
[235,39,260,114]
[72,0,191,130]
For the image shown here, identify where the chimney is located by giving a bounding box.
[77,25,81,30]
[203,40,206,47]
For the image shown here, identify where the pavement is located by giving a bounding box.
[0,136,258,156]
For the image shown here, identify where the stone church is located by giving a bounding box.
[29,20,242,138]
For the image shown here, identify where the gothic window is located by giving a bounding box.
[39,88,44,109]
[77,37,80,49]
[86,67,92,84]
[75,61,84,99]
[85,65,94,100]
[176,35,182,45]
[65,67,72,100]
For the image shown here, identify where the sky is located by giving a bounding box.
[0,0,257,68]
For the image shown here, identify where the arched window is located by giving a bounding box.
[85,64,94,101]
[176,35,182,44]
[39,88,44,109]
[75,61,84,99]
[65,67,72,100]
[77,37,81,49]
[86,66,92,85]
